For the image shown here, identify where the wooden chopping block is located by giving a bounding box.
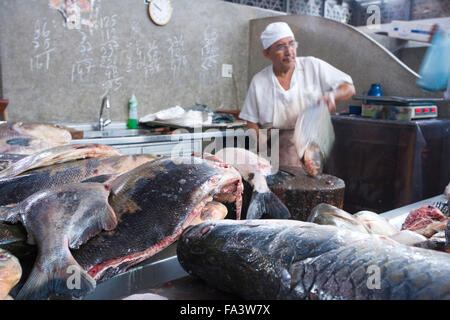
[227,166,345,221]
[268,166,345,221]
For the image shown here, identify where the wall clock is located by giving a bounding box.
[148,0,173,26]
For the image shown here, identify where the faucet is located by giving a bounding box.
[99,96,111,130]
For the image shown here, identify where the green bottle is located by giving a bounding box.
[127,94,138,129]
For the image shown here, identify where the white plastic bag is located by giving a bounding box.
[294,101,335,162]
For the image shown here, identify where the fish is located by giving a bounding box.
[0,182,117,300]
[413,229,449,253]
[0,122,72,155]
[0,154,26,171]
[210,148,291,220]
[0,154,156,206]
[0,143,122,179]
[307,203,370,234]
[301,142,324,177]
[0,222,34,260]
[73,156,243,283]
[389,230,427,246]
[177,219,450,300]
[0,249,22,300]
[294,102,335,177]
[354,210,398,237]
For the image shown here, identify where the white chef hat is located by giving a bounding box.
[260,22,295,50]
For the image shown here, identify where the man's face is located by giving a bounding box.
[263,37,297,70]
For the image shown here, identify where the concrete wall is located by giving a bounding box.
[248,15,449,118]
[0,0,282,122]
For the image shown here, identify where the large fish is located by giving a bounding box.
[0,248,22,300]
[0,143,122,179]
[0,122,72,155]
[207,148,290,220]
[307,203,370,234]
[177,219,450,300]
[73,156,243,283]
[0,183,117,300]
[0,154,156,206]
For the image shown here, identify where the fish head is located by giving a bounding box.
[301,142,324,177]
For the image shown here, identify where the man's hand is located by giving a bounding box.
[318,92,336,114]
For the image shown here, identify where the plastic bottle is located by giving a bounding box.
[127,94,138,129]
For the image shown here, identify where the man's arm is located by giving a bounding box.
[320,82,356,113]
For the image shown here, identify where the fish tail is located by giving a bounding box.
[246,191,291,220]
[15,258,95,300]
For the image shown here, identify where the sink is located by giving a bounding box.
[82,129,153,138]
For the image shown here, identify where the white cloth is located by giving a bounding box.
[239,56,353,129]
[260,22,295,50]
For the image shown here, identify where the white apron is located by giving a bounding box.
[271,70,304,167]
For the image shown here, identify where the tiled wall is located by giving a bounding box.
[226,0,450,26]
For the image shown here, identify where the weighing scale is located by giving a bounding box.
[353,95,444,120]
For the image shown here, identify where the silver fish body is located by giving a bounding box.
[178,219,450,300]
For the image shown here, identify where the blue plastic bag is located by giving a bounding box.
[416,27,450,92]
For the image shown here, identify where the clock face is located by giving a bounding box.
[149,0,173,26]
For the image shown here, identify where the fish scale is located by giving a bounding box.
[177,219,450,300]
[73,156,243,283]
[0,155,155,206]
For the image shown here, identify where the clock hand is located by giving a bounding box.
[154,3,162,11]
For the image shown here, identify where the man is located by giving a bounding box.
[239,22,355,166]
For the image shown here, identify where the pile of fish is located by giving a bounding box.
[177,219,450,300]
[308,203,449,252]
[0,122,72,156]
[206,148,290,220]
[0,142,273,299]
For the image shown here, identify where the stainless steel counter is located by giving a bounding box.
[63,121,249,156]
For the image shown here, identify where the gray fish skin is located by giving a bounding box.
[177,219,450,300]
[74,156,243,282]
[1,183,117,300]
[0,143,122,179]
[0,154,156,206]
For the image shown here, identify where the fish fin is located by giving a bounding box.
[69,203,117,249]
[103,203,118,231]
[15,258,95,300]
[246,191,291,220]
[0,204,21,223]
